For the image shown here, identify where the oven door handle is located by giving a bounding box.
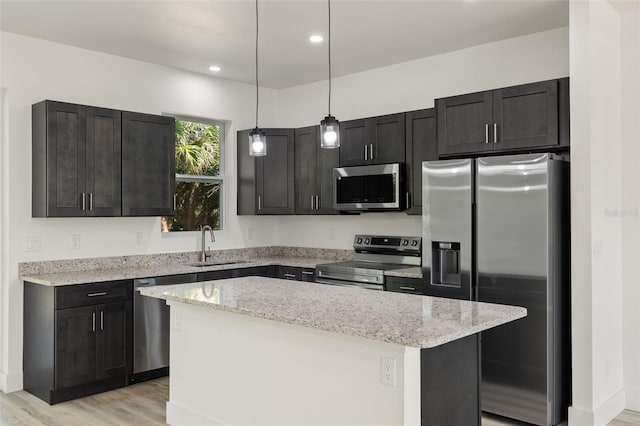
[315,278,384,291]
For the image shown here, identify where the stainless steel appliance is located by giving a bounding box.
[422,153,570,426]
[316,234,421,290]
[130,273,198,383]
[333,163,405,212]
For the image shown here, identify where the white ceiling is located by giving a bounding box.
[0,0,569,89]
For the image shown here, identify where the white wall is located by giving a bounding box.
[274,27,569,249]
[620,1,640,413]
[0,32,282,391]
[569,1,631,424]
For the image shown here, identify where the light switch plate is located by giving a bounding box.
[24,236,41,252]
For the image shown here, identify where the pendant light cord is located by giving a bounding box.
[255,0,259,128]
[328,0,332,115]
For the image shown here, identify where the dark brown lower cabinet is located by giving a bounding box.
[24,280,132,405]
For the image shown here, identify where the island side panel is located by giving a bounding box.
[166,300,419,426]
[420,334,481,426]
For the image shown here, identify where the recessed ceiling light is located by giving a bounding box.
[209,65,221,72]
[309,35,324,43]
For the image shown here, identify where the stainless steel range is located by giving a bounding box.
[316,235,421,290]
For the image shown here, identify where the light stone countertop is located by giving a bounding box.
[385,266,423,279]
[20,256,329,286]
[140,276,527,349]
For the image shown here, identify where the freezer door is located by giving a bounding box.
[476,153,566,425]
[422,158,474,300]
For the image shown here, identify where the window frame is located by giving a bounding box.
[165,114,226,232]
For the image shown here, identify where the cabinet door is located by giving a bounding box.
[370,113,405,165]
[96,301,132,381]
[122,112,176,216]
[55,305,96,388]
[45,101,87,217]
[295,126,318,215]
[85,107,122,216]
[237,129,256,215]
[338,119,368,166]
[492,79,559,151]
[255,129,295,214]
[405,109,437,215]
[436,91,493,156]
[316,136,339,214]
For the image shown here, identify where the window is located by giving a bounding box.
[161,117,224,232]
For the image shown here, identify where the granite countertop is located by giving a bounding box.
[385,266,423,279]
[20,256,330,287]
[140,276,526,349]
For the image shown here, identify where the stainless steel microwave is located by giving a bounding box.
[333,163,405,212]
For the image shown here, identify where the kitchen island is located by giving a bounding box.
[141,276,526,426]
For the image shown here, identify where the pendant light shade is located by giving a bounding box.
[320,0,339,149]
[320,114,340,149]
[249,0,266,157]
[249,127,267,156]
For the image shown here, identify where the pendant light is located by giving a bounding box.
[320,0,339,149]
[249,0,267,156]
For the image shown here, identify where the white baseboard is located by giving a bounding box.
[626,385,640,412]
[166,401,226,426]
[0,370,23,393]
[569,388,626,426]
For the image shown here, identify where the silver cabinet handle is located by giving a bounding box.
[315,195,319,210]
[92,312,96,332]
[87,292,107,297]
[400,286,416,291]
[89,193,93,211]
[100,310,104,331]
[81,192,86,211]
[173,194,177,210]
[364,145,368,161]
[485,124,489,144]
[406,192,410,209]
[370,143,374,160]
[493,123,498,144]
[284,273,297,279]
[258,195,261,211]
[311,195,314,210]
[302,271,314,275]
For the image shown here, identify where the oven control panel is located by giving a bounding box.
[353,235,422,253]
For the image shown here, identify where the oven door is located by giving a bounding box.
[315,277,384,291]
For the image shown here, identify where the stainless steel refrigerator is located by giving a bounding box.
[422,153,570,426]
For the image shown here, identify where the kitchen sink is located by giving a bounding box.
[188,260,250,268]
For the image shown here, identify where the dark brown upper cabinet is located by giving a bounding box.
[32,101,122,217]
[436,78,569,157]
[237,128,295,215]
[405,109,437,215]
[295,126,338,215]
[338,113,405,166]
[121,112,176,216]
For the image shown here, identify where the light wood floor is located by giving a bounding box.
[0,377,638,425]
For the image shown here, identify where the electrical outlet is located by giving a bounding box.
[381,357,396,386]
[135,232,143,246]
[24,236,41,252]
[71,234,81,249]
[172,311,182,332]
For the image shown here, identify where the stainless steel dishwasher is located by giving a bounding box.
[130,273,198,383]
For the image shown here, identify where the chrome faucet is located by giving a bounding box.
[200,225,215,262]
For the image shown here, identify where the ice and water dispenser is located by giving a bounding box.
[431,242,461,287]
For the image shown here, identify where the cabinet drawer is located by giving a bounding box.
[300,268,316,282]
[278,266,302,281]
[385,277,425,295]
[55,280,132,309]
